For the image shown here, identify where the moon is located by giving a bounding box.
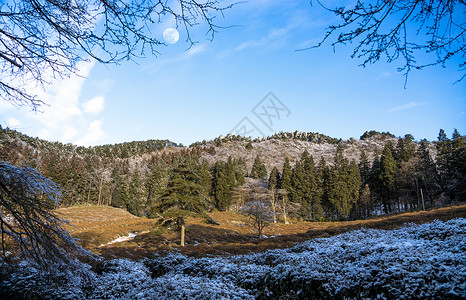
[163,28,179,44]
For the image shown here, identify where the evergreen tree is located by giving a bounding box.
[250,155,267,180]
[378,144,398,214]
[279,157,293,192]
[268,167,280,189]
[268,167,281,223]
[259,164,268,180]
[198,160,213,202]
[211,161,231,211]
[154,159,209,246]
[291,160,306,217]
[353,184,371,219]
[317,156,330,218]
[302,151,322,220]
[451,129,466,200]
[111,174,130,209]
[146,164,169,218]
[395,134,416,163]
[435,129,462,200]
[359,150,371,185]
[326,146,361,220]
[416,139,440,205]
[211,157,246,211]
[128,169,146,216]
[250,156,262,179]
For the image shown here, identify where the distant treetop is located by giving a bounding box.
[360,131,396,141]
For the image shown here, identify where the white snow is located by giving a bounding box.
[99,232,139,247]
[1,219,465,299]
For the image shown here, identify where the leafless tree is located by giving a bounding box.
[0,0,234,110]
[306,0,466,83]
[241,201,272,240]
[240,180,272,239]
[231,185,246,211]
[0,162,92,269]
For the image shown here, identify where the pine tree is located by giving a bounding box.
[111,174,130,209]
[291,160,306,217]
[211,161,231,211]
[128,169,146,216]
[378,144,398,214]
[434,129,466,201]
[347,160,362,213]
[354,184,371,219]
[317,156,330,218]
[279,157,293,192]
[155,159,209,246]
[146,164,169,218]
[268,167,280,189]
[268,167,281,223]
[302,151,322,220]
[395,134,416,163]
[326,146,360,220]
[250,156,262,179]
[250,155,267,180]
[259,164,268,180]
[416,139,439,206]
[451,129,466,200]
[359,150,371,185]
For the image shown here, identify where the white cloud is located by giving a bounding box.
[62,126,79,142]
[388,102,426,113]
[75,119,105,146]
[6,118,21,129]
[184,44,207,58]
[32,60,96,131]
[141,44,208,73]
[0,100,16,113]
[225,21,299,56]
[83,96,105,114]
[377,72,392,81]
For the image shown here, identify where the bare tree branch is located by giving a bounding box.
[0,0,235,109]
[303,0,466,84]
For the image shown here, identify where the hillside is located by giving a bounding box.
[0,126,416,171]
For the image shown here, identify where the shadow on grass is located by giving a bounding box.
[98,204,466,260]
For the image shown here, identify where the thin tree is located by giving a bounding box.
[267,167,280,223]
[241,201,272,240]
[240,179,272,239]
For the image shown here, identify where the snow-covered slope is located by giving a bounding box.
[1,219,465,299]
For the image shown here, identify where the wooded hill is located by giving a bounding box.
[1,126,464,221]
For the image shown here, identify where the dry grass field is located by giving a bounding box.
[57,204,466,260]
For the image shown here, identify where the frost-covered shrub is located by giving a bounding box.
[0,260,94,299]
[1,219,465,299]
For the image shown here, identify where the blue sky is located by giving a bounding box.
[1,0,464,146]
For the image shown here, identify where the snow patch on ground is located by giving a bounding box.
[100,232,139,247]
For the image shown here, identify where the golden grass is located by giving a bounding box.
[57,206,155,248]
[58,204,466,260]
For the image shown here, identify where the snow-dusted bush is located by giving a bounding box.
[1,219,465,299]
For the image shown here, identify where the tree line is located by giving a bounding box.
[249,129,465,221]
[1,127,464,223]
